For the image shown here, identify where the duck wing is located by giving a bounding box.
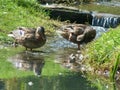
[73,26,84,35]
[8,27,36,40]
[8,29,25,40]
[18,27,36,34]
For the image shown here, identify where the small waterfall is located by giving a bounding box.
[92,15,120,28]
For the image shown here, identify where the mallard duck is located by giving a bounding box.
[58,24,96,50]
[8,26,46,51]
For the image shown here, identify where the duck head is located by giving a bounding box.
[36,26,46,40]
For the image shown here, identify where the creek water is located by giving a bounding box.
[0,26,119,90]
[0,36,97,90]
[0,74,96,90]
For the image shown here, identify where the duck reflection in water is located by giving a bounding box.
[8,51,45,77]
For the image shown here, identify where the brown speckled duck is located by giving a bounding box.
[58,24,96,50]
[8,26,46,51]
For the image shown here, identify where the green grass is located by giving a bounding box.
[110,54,120,82]
[83,26,120,75]
[79,4,120,15]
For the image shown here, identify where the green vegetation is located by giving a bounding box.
[82,27,120,89]
[79,4,120,15]
[110,54,120,81]
[87,74,116,90]
[83,27,120,79]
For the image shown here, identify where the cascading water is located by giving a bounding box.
[92,15,120,28]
